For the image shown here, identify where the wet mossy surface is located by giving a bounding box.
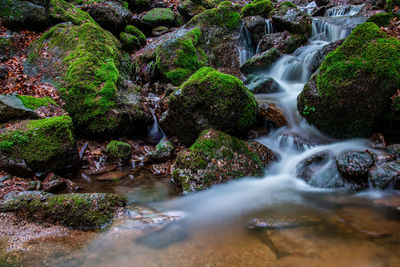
[156,28,207,85]
[160,67,258,145]
[366,12,400,27]
[106,140,132,160]
[50,0,96,25]
[142,8,175,26]
[298,22,400,138]
[241,0,274,18]
[0,191,127,229]
[16,95,56,110]
[172,129,264,193]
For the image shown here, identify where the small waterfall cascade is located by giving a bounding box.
[326,4,364,17]
[147,94,165,144]
[300,1,317,15]
[238,23,255,65]
[264,19,274,34]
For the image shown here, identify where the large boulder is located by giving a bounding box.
[0,0,49,30]
[87,1,132,34]
[160,67,258,145]
[271,5,312,34]
[0,191,127,229]
[172,129,274,193]
[0,116,79,177]
[49,0,95,25]
[298,22,400,138]
[156,28,207,85]
[27,23,152,136]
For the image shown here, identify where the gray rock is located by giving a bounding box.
[0,94,39,123]
[336,151,375,179]
[0,0,49,30]
[369,161,400,189]
[241,48,281,74]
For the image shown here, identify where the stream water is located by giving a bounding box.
[33,5,400,267]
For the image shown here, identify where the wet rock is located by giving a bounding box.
[240,48,281,75]
[172,129,267,193]
[42,177,77,193]
[242,16,268,44]
[310,39,343,73]
[0,94,40,123]
[0,191,127,229]
[336,151,375,180]
[385,144,400,160]
[0,116,79,177]
[241,0,274,18]
[152,26,169,36]
[147,138,174,163]
[87,1,132,34]
[0,0,49,30]
[257,31,309,55]
[247,141,278,168]
[257,102,288,129]
[370,133,386,149]
[120,25,147,52]
[315,0,330,7]
[296,151,332,181]
[247,216,321,230]
[369,161,400,189]
[245,75,282,94]
[298,23,400,138]
[271,6,312,34]
[160,67,257,146]
[277,130,317,150]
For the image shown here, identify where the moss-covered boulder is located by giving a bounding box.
[240,0,274,18]
[0,116,79,177]
[106,140,132,161]
[160,67,257,145]
[366,12,400,27]
[147,137,174,162]
[0,0,49,30]
[87,1,132,34]
[49,0,95,25]
[0,191,127,229]
[142,8,175,27]
[172,129,274,193]
[156,28,207,85]
[298,23,400,138]
[120,25,147,52]
[178,0,207,20]
[271,5,312,34]
[28,23,151,136]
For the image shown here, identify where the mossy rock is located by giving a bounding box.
[0,116,79,177]
[160,67,258,145]
[240,48,281,74]
[49,0,96,25]
[106,140,132,160]
[172,129,265,193]
[386,0,400,11]
[156,28,207,85]
[0,191,127,229]
[178,0,207,20]
[147,137,174,162]
[142,8,175,26]
[188,1,241,31]
[366,12,400,27]
[280,1,297,8]
[271,5,312,34]
[0,94,41,122]
[28,23,151,136]
[240,0,274,18]
[298,22,400,138]
[0,0,49,30]
[120,25,146,52]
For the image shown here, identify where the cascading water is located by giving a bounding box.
[62,7,400,267]
[147,94,165,144]
[238,23,255,65]
[326,4,364,17]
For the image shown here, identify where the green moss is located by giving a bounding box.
[188,1,241,31]
[366,12,400,27]
[124,25,146,46]
[106,140,132,159]
[386,0,400,11]
[16,95,56,110]
[142,8,175,25]
[241,0,274,17]
[280,1,296,8]
[156,28,207,85]
[303,22,400,137]
[50,0,96,25]
[29,23,122,133]
[0,116,74,163]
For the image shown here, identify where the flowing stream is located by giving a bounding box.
[50,6,400,267]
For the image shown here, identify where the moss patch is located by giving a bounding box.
[366,12,400,27]
[16,95,56,110]
[50,0,96,25]
[156,28,207,85]
[241,0,274,17]
[106,140,132,159]
[142,8,175,26]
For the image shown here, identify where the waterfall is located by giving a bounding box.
[147,95,165,144]
[238,23,255,65]
[326,4,364,17]
[264,19,274,35]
